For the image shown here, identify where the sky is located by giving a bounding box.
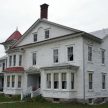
[0,0,108,57]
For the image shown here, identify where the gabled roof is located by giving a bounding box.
[90,28,108,39]
[5,30,22,42]
[13,18,81,47]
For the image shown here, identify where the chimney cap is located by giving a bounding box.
[40,3,49,7]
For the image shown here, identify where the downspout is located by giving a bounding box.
[82,37,86,103]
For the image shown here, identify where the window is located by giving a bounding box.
[45,30,49,39]
[18,75,22,88]
[2,63,5,71]
[33,34,37,42]
[7,76,10,87]
[102,74,106,89]
[19,55,22,66]
[71,73,74,89]
[46,73,51,89]
[12,75,15,88]
[89,73,93,89]
[32,52,36,65]
[9,56,12,66]
[54,73,59,89]
[68,47,73,61]
[13,55,16,66]
[61,73,67,89]
[101,49,105,64]
[88,46,92,61]
[53,49,58,63]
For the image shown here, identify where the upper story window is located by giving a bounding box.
[13,55,16,66]
[2,62,5,71]
[53,49,58,63]
[67,46,73,61]
[9,56,12,66]
[102,73,106,89]
[45,30,49,39]
[32,52,36,65]
[33,34,37,42]
[19,55,22,66]
[101,49,105,64]
[88,46,92,61]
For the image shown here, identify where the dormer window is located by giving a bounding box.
[33,34,37,42]
[45,30,49,39]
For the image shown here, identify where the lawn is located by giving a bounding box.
[0,101,108,108]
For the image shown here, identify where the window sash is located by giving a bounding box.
[46,73,51,89]
[102,50,105,64]
[32,53,36,65]
[88,46,92,61]
[9,56,12,66]
[102,74,106,89]
[7,76,10,87]
[61,73,67,89]
[71,73,74,89]
[34,34,37,42]
[12,75,15,87]
[45,30,49,38]
[89,73,93,89]
[13,55,16,66]
[68,47,73,61]
[18,76,21,88]
[19,55,22,66]
[53,49,58,63]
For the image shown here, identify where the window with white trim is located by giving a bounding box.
[101,49,105,64]
[67,46,73,61]
[102,73,106,89]
[7,76,10,87]
[88,46,92,61]
[18,75,22,88]
[33,34,37,42]
[12,75,15,88]
[19,55,22,66]
[46,73,51,89]
[71,73,74,89]
[13,55,16,66]
[54,73,59,89]
[9,56,12,66]
[53,49,58,63]
[45,30,49,39]
[61,73,67,89]
[88,73,93,89]
[32,52,36,65]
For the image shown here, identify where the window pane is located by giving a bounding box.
[88,46,92,61]
[89,73,93,89]
[18,75,22,88]
[32,53,36,65]
[9,56,12,66]
[7,76,10,87]
[46,73,51,89]
[102,74,106,89]
[34,34,37,42]
[68,47,73,61]
[19,55,22,66]
[45,30,49,38]
[53,49,58,63]
[12,75,15,87]
[61,73,67,89]
[54,73,59,89]
[71,73,74,89]
[13,55,16,66]
[102,50,105,64]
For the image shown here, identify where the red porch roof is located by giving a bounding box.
[4,67,24,73]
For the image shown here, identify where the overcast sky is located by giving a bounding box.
[0,0,108,57]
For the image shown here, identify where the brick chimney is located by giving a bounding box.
[40,3,49,19]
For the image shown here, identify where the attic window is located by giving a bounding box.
[45,30,49,39]
[33,34,37,42]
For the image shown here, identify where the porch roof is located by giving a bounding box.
[3,67,25,73]
[41,63,79,70]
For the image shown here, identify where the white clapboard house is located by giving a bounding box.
[1,3,108,103]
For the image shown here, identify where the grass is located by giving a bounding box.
[0,94,108,108]
[0,101,108,108]
[0,94,20,102]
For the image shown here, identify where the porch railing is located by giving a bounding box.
[21,87,41,100]
[31,88,41,98]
